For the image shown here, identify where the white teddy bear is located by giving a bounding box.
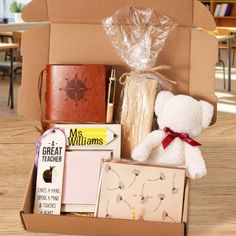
[132,91,214,180]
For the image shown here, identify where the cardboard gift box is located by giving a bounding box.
[21,163,189,236]
[19,0,217,235]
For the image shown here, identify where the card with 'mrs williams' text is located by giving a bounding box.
[55,124,121,159]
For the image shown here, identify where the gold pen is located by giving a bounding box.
[106,70,116,123]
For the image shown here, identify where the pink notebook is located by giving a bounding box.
[61,150,111,211]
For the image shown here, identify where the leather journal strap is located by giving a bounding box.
[38,68,46,132]
[36,65,109,133]
[38,69,79,132]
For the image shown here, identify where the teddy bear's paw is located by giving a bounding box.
[132,147,149,162]
[187,167,207,180]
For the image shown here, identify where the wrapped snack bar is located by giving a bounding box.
[103,6,177,158]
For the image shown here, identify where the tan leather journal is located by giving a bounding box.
[45,64,110,128]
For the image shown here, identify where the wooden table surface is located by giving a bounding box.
[216,35,234,42]
[0,22,48,33]
[217,26,236,33]
[0,32,13,37]
[0,80,236,236]
[0,43,18,50]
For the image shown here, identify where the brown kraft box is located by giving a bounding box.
[19,0,217,235]
[21,164,189,235]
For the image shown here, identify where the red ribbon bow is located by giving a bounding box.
[162,127,201,150]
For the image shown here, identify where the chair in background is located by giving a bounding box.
[217,48,226,89]
[0,32,14,62]
[217,28,236,65]
[215,28,235,90]
[230,33,236,66]
[3,31,22,62]
[0,32,13,43]
[0,31,22,106]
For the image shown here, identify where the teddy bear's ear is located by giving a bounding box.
[200,100,214,128]
[154,91,174,116]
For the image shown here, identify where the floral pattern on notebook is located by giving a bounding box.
[97,162,185,223]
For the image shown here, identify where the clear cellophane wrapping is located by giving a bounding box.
[102,6,177,158]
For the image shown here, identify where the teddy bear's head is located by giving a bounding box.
[155,91,214,138]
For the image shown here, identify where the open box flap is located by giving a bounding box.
[18,0,217,122]
[23,0,215,30]
[193,0,216,31]
[22,0,48,22]
[189,29,218,122]
[18,24,50,120]
[18,25,217,120]
[49,24,121,65]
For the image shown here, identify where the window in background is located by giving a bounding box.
[0,0,30,22]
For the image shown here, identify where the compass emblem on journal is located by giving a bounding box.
[59,74,91,105]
